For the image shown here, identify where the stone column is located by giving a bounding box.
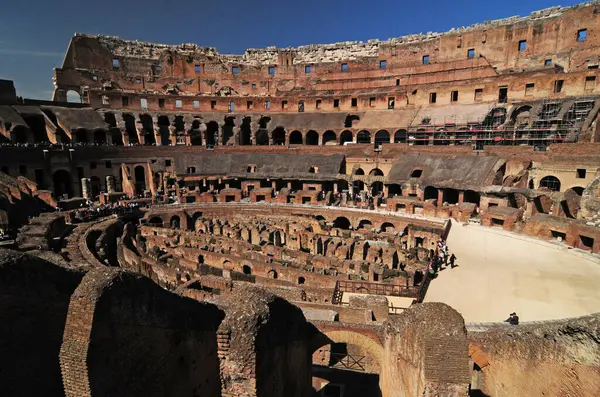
[184,118,193,146]
[437,189,444,207]
[81,178,91,200]
[106,175,115,193]
[152,116,162,146]
[116,114,130,146]
[134,116,146,145]
[250,120,259,146]
[458,191,464,204]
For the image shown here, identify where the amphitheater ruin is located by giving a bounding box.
[2,1,600,396]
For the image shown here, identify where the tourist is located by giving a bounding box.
[449,253,456,268]
[504,312,519,325]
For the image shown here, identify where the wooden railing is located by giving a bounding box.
[334,272,431,303]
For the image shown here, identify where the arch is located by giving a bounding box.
[539,176,561,192]
[298,276,306,285]
[305,130,319,145]
[255,128,269,146]
[332,216,351,230]
[358,219,373,229]
[381,222,395,233]
[134,165,146,194]
[148,217,163,227]
[443,188,460,205]
[205,121,218,147]
[122,113,139,144]
[158,116,172,146]
[354,168,365,176]
[267,269,278,279]
[90,176,101,198]
[139,114,156,145]
[322,130,336,145]
[53,170,73,198]
[242,265,252,275]
[369,168,384,177]
[356,130,371,144]
[387,184,402,197]
[221,116,235,145]
[93,129,107,145]
[272,127,286,145]
[464,190,481,205]
[394,129,407,143]
[312,330,384,366]
[238,116,252,145]
[410,169,423,178]
[371,181,384,196]
[424,186,438,201]
[374,130,390,148]
[66,90,82,103]
[340,130,353,145]
[289,130,303,145]
[198,254,205,264]
[170,215,181,229]
[510,105,532,127]
[12,126,29,144]
[74,129,89,143]
[568,186,585,196]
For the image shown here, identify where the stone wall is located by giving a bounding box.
[59,267,224,397]
[381,303,470,397]
[469,314,600,396]
[0,249,83,397]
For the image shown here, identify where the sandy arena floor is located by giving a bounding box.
[424,220,600,323]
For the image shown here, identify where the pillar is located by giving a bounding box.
[116,114,130,146]
[134,117,146,145]
[437,189,444,207]
[81,178,91,200]
[184,118,193,146]
[152,116,162,146]
[458,191,465,204]
[106,176,115,193]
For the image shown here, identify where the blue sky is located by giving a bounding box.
[0,0,583,99]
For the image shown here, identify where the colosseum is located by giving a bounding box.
[2,1,600,396]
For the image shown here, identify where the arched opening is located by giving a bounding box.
[139,114,155,145]
[255,129,269,145]
[289,130,303,145]
[424,186,438,201]
[158,116,172,146]
[148,217,163,227]
[381,222,395,233]
[242,265,252,275]
[332,216,351,230]
[22,114,48,143]
[134,165,146,195]
[206,121,218,147]
[66,90,82,103]
[569,186,585,196]
[322,130,336,145]
[198,254,205,264]
[539,176,561,192]
[369,168,384,177]
[122,113,139,144]
[443,188,460,205]
[374,130,390,148]
[306,130,319,145]
[410,169,423,178]
[239,117,252,145]
[510,105,532,127]
[93,129,107,145]
[272,127,286,145]
[74,129,89,143]
[298,276,305,285]
[387,184,402,197]
[358,219,373,229]
[222,116,235,145]
[170,215,181,229]
[268,269,278,279]
[394,129,407,143]
[354,168,365,176]
[371,182,384,196]
[357,130,371,144]
[12,126,29,144]
[90,176,101,198]
[464,190,481,205]
[53,170,73,198]
[340,130,353,145]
